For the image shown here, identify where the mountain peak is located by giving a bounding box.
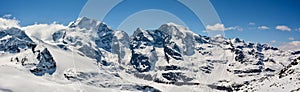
[158,22,192,35]
[2,17,300,92]
[135,27,145,33]
[132,27,147,36]
[68,17,105,30]
[164,22,180,26]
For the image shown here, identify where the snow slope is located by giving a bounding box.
[0,17,300,92]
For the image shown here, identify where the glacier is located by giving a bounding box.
[0,17,300,92]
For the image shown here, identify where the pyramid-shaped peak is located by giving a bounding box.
[159,22,191,33]
[68,17,102,30]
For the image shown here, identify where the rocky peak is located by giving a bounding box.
[0,27,35,53]
[69,17,98,30]
[158,23,191,40]
[68,17,113,34]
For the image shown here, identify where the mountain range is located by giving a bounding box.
[0,17,300,92]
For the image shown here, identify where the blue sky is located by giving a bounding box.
[0,0,300,48]
[211,0,300,44]
[0,0,86,25]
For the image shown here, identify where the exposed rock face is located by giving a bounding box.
[0,28,35,53]
[0,28,56,76]
[130,28,158,72]
[2,17,300,92]
[30,48,56,76]
[52,29,66,42]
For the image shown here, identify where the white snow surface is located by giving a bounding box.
[0,17,300,92]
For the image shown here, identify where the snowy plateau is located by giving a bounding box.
[0,17,300,92]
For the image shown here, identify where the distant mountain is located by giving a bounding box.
[0,17,299,92]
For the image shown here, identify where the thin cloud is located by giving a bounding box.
[21,22,67,41]
[297,28,300,32]
[258,26,269,30]
[276,25,291,31]
[248,22,255,26]
[270,40,276,43]
[268,40,278,47]
[206,23,243,31]
[279,41,300,51]
[3,14,12,18]
[0,17,20,30]
[288,37,295,41]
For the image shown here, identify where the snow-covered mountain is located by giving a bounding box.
[0,17,299,92]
